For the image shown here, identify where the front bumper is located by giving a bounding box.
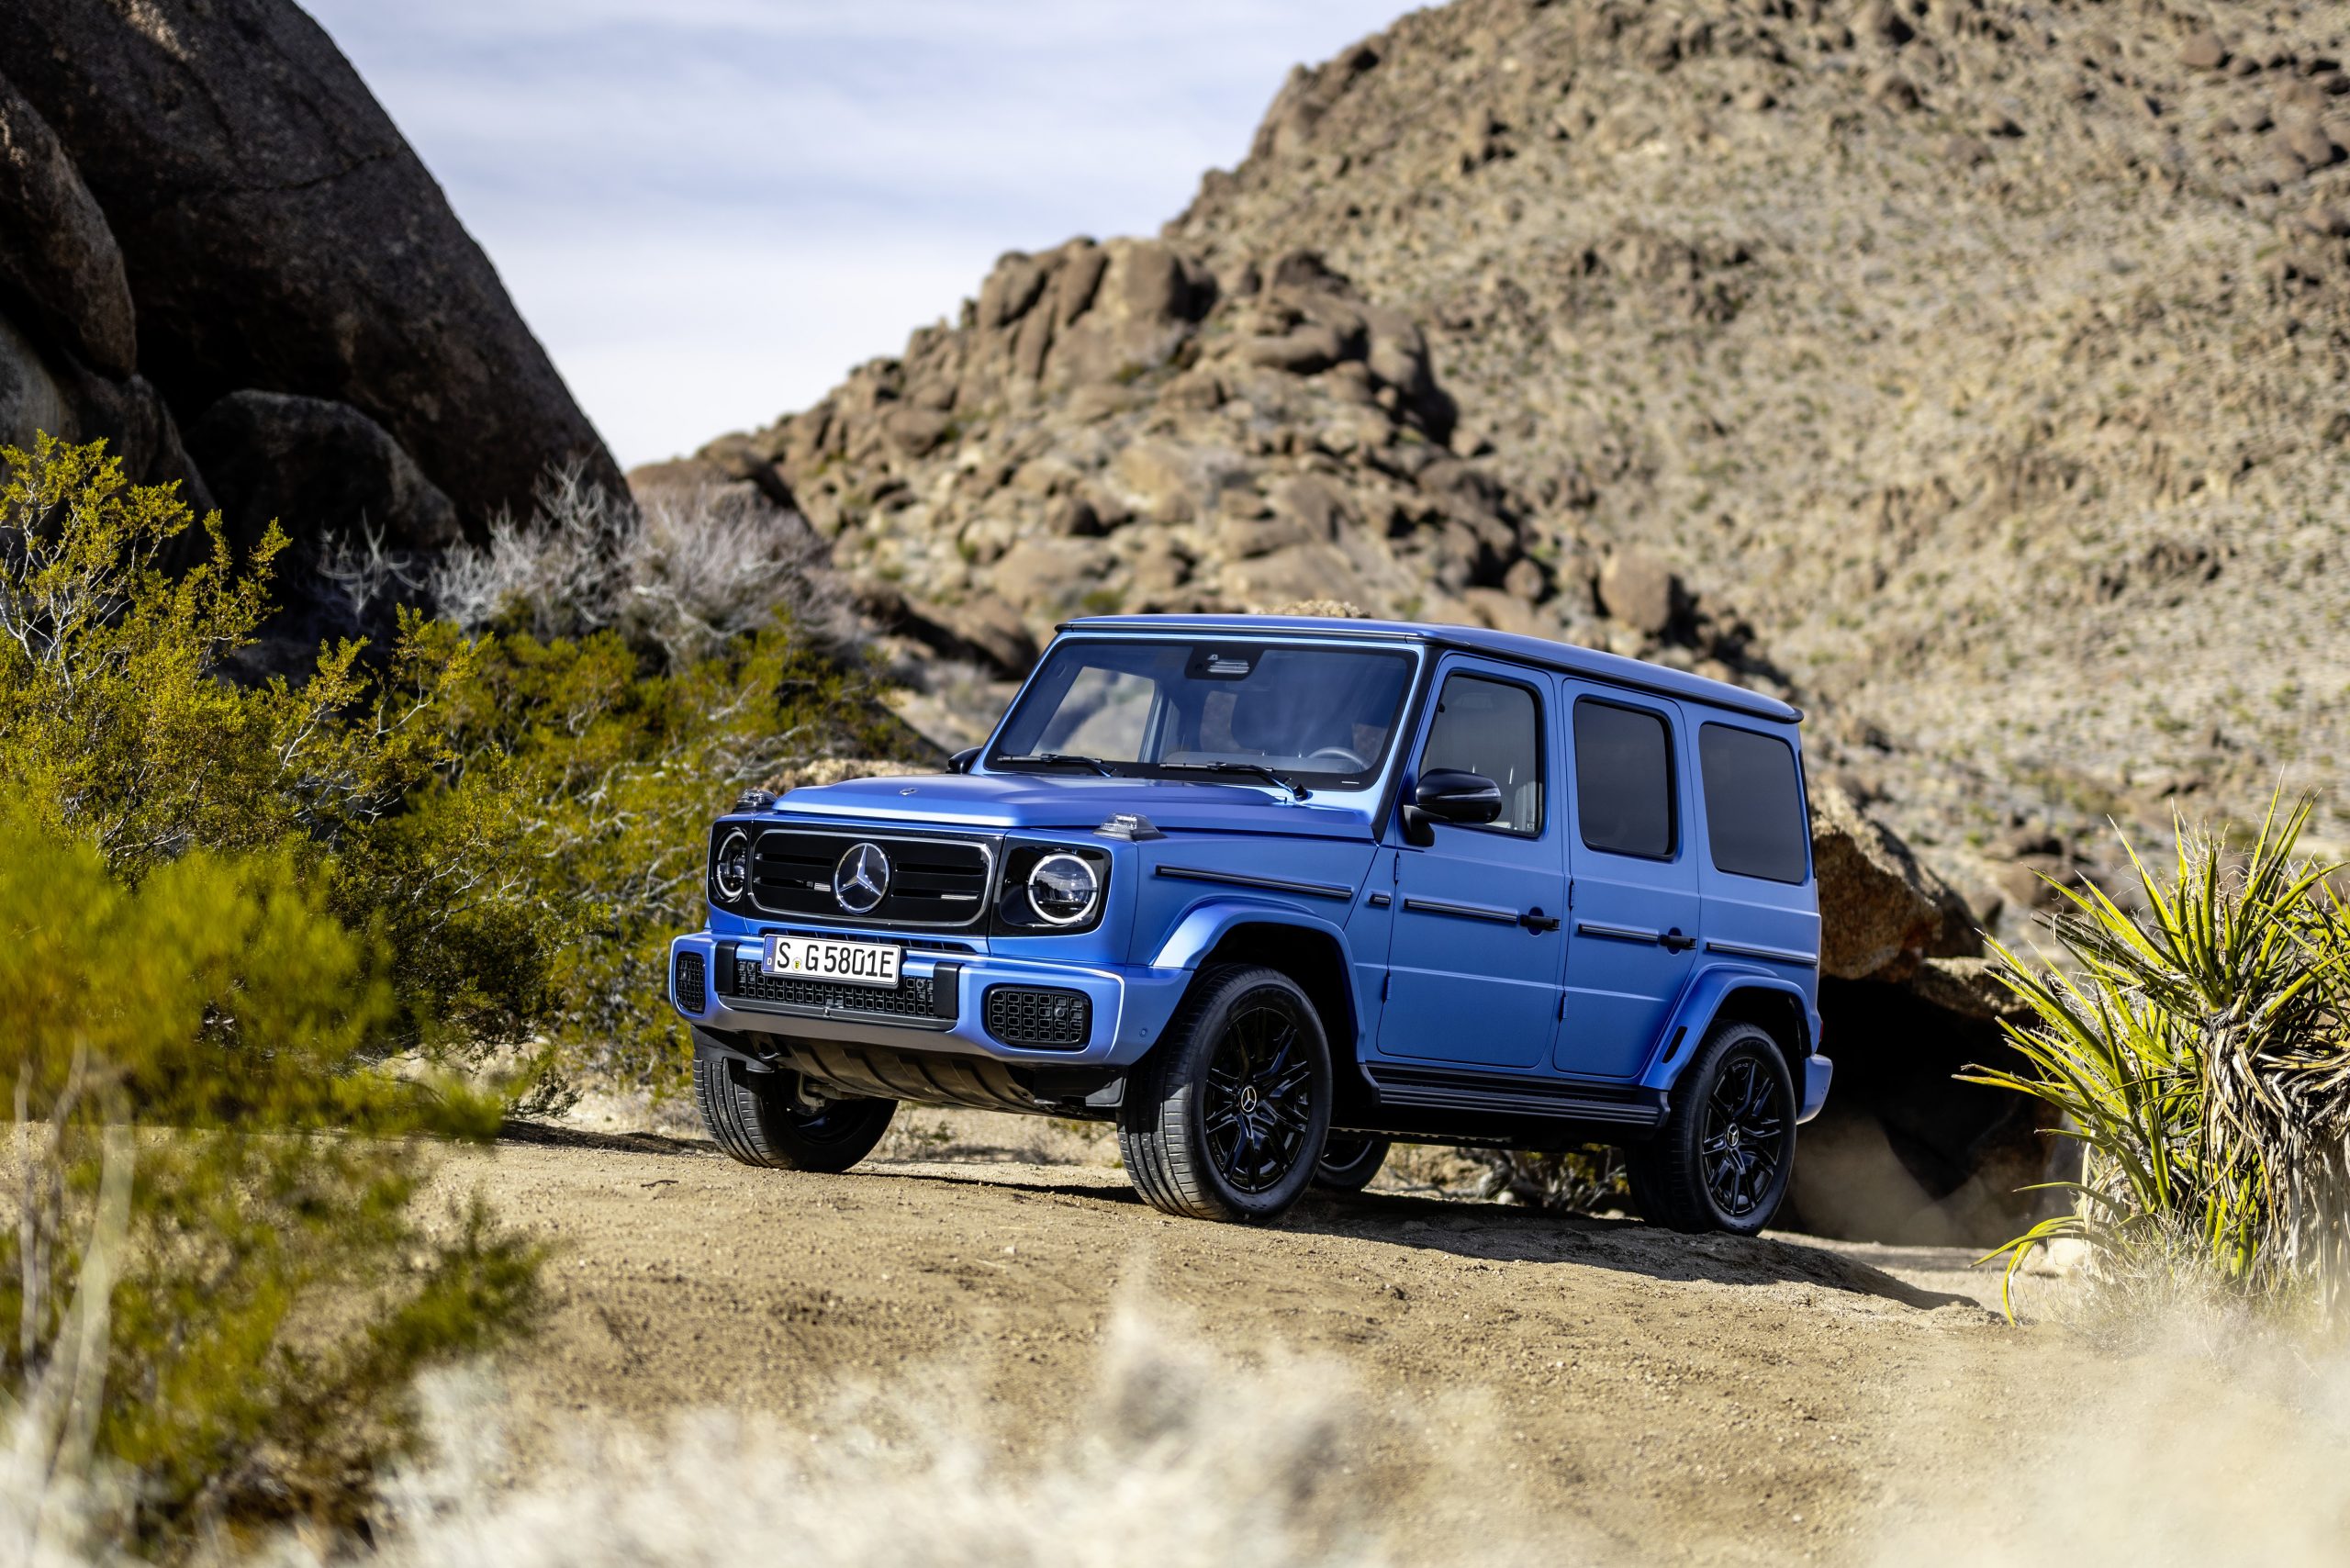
[666,931,1192,1068]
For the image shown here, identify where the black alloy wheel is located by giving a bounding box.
[1203,1000,1316,1193]
[1312,1134,1393,1193]
[1118,965,1333,1222]
[1699,1050,1788,1221]
[1625,1021,1797,1235]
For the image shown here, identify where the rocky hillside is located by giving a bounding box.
[1169,0,2350,875]
[669,0,2350,924]
[642,235,1774,714]
[0,0,618,637]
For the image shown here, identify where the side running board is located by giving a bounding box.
[1362,1063,1667,1128]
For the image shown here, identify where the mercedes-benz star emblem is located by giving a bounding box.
[832,842,891,914]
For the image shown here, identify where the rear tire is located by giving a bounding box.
[1626,1021,1796,1235]
[693,1043,895,1172]
[1313,1135,1392,1193]
[1118,965,1332,1223]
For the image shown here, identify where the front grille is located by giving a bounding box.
[984,986,1091,1050]
[730,957,941,1019]
[673,950,707,1014]
[750,829,993,928]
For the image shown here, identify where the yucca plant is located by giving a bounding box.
[1965,791,2350,1320]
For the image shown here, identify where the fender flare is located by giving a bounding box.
[1148,897,1371,1044]
[1639,963,1819,1097]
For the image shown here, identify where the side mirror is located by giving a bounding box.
[1401,768,1504,846]
[947,747,980,775]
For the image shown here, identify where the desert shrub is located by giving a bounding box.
[0,810,540,1554]
[1968,792,2350,1319]
[1468,1148,1628,1214]
[3,435,927,1099]
[0,435,543,1058]
[429,465,861,668]
[413,463,926,1094]
[419,620,921,1096]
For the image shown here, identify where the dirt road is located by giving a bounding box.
[420,1121,2094,1565]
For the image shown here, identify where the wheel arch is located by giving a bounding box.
[1148,902,1363,1061]
[1640,967,1816,1096]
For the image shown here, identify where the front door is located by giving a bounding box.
[1377,661,1566,1070]
[1555,687,1702,1079]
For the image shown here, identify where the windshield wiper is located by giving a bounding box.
[1158,760,1310,800]
[994,752,1120,778]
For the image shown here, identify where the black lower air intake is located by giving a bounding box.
[983,986,1091,1049]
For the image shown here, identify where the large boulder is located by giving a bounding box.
[0,68,136,378]
[0,306,208,502]
[0,0,620,531]
[184,390,462,556]
[0,310,76,450]
[1810,780,1979,980]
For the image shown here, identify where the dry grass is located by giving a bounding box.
[0,1311,1560,1568]
[430,466,861,667]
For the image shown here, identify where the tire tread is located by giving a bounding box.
[1117,964,1328,1223]
[692,1046,894,1172]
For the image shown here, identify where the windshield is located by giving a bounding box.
[988,639,1418,790]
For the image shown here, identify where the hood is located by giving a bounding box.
[759,770,1378,840]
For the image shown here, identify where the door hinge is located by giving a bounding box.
[1557,992,1568,1020]
[1380,972,1391,1002]
[1567,878,1575,909]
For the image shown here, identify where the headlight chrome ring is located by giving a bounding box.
[712,829,752,902]
[1026,852,1100,926]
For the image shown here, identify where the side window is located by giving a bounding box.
[1572,699,1676,859]
[1698,723,1808,883]
[1419,673,1543,835]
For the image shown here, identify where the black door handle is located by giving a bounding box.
[1520,909,1561,934]
[1660,927,1695,953]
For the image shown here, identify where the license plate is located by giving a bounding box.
[761,935,902,988]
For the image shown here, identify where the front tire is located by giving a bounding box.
[1118,965,1333,1223]
[1626,1022,1796,1235]
[693,1043,895,1172]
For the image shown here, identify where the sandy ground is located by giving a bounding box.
[420,1114,2094,1565]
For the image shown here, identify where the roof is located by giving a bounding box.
[1057,614,1804,724]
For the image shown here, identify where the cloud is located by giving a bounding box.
[305,0,1403,465]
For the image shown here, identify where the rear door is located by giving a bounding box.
[1555,687,1702,1080]
[1376,658,1566,1070]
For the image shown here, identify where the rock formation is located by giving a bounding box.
[0,0,619,562]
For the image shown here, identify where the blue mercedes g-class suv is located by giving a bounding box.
[669,614,1827,1232]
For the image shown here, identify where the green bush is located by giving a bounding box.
[420,621,917,1095]
[0,432,929,1553]
[1968,792,2350,1319]
[0,811,539,1551]
[2,433,927,1098]
[0,433,540,1061]
[0,431,929,1557]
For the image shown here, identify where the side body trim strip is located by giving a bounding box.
[1154,865,1355,902]
[1703,938,1820,968]
[1401,895,1521,924]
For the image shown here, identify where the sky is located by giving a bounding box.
[307,1,1405,469]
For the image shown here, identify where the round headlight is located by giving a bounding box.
[1027,853,1100,926]
[712,829,751,902]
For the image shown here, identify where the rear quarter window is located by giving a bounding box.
[1697,722,1808,884]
